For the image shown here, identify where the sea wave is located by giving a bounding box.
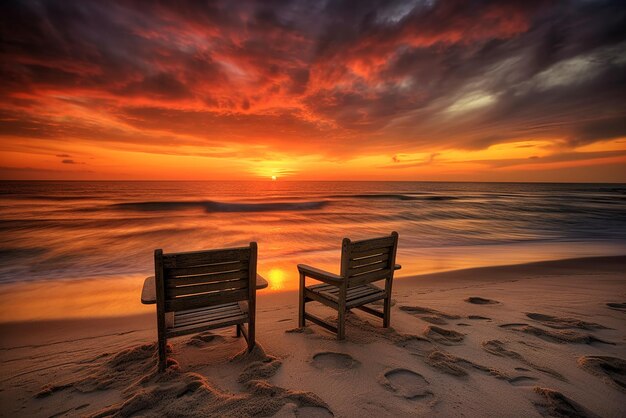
[329,193,458,201]
[110,199,329,213]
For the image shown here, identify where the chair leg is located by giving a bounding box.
[337,309,346,340]
[236,324,241,337]
[383,296,391,328]
[157,335,167,372]
[247,321,255,352]
[298,273,306,327]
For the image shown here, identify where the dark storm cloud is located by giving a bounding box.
[0,0,624,159]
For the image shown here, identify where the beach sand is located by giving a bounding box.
[1,256,625,417]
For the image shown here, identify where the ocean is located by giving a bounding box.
[1,181,625,291]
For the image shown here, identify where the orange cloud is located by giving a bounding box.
[1,0,625,181]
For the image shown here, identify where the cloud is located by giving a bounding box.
[0,0,625,179]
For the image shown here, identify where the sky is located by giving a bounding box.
[0,0,625,181]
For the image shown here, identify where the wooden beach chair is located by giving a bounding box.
[297,232,401,340]
[141,243,267,371]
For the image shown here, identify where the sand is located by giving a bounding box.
[1,256,625,417]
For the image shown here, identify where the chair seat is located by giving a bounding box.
[307,283,386,308]
[167,301,249,337]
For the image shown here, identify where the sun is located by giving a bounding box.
[271,175,277,181]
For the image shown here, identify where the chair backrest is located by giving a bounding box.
[340,232,398,288]
[154,243,257,313]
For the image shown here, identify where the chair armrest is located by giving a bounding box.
[297,264,343,285]
[394,264,402,270]
[141,276,156,304]
[256,273,269,290]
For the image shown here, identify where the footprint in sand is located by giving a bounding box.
[481,340,564,381]
[499,323,614,345]
[423,326,464,345]
[379,369,432,400]
[311,352,360,370]
[465,297,499,305]
[395,336,434,355]
[526,313,608,330]
[424,350,483,377]
[399,306,460,325]
[423,348,533,385]
[532,387,596,418]
[421,316,448,325]
[606,302,626,312]
[468,315,491,321]
[578,355,626,392]
[507,376,539,386]
[481,340,524,361]
[482,339,557,375]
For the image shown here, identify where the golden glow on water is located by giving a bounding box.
[266,268,288,291]
[0,275,153,323]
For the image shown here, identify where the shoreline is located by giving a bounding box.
[2,249,626,325]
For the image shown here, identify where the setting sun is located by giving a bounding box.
[271,175,277,181]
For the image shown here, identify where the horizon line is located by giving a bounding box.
[1,179,625,184]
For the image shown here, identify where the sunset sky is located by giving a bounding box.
[1,0,625,181]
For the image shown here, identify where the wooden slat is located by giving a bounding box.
[304,288,339,310]
[349,236,395,253]
[348,284,383,299]
[347,286,379,300]
[162,247,250,269]
[167,315,247,337]
[166,278,249,298]
[350,246,391,260]
[166,270,249,287]
[165,289,248,312]
[175,309,242,328]
[348,260,389,276]
[346,291,386,308]
[175,302,239,317]
[308,283,336,293]
[165,261,248,278]
[349,253,389,268]
[348,269,391,287]
[174,306,247,328]
[175,305,241,325]
[308,284,383,304]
